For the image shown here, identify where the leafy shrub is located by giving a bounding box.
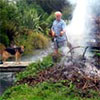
[0,0,18,46]
[29,32,49,49]
[0,0,53,47]
[16,55,53,81]
[14,31,50,54]
[0,33,10,46]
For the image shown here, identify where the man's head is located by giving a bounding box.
[55,11,62,21]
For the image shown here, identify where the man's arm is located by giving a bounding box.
[51,21,56,37]
[60,21,67,36]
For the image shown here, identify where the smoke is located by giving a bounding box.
[67,0,87,46]
[66,0,100,56]
[67,0,77,5]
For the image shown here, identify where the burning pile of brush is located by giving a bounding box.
[17,56,100,91]
[17,48,100,91]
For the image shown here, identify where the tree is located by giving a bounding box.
[0,0,18,45]
[26,0,70,14]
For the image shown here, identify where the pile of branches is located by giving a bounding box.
[17,62,100,91]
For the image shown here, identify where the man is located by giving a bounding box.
[51,11,67,55]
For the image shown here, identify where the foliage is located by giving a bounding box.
[16,0,55,34]
[62,6,73,21]
[0,33,10,46]
[14,31,50,54]
[26,0,71,14]
[16,55,54,81]
[16,0,41,31]
[29,32,49,49]
[1,81,100,100]
[0,0,18,45]
[0,0,54,47]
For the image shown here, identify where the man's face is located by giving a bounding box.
[56,15,61,21]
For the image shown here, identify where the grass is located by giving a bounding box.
[16,55,54,81]
[0,81,100,100]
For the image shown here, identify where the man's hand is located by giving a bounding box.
[60,31,64,36]
[51,30,56,37]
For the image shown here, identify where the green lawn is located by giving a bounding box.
[0,81,100,100]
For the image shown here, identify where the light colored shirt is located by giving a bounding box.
[51,19,67,42]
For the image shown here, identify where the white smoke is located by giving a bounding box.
[66,0,100,56]
[67,0,87,46]
[67,0,77,5]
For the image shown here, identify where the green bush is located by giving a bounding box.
[0,0,19,46]
[16,55,53,81]
[29,32,49,49]
[0,33,10,46]
[14,31,50,54]
[0,0,54,47]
